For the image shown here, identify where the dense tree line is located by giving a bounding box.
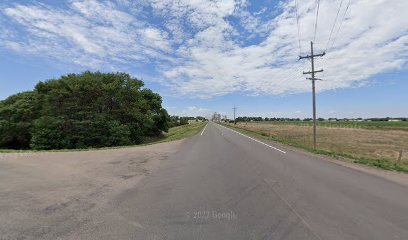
[0,72,171,150]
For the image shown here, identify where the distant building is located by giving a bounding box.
[211,112,221,122]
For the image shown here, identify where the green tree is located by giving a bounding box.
[0,91,38,149]
[30,116,65,150]
[0,72,171,150]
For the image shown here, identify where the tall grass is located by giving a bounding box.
[252,121,408,131]
[224,123,408,173]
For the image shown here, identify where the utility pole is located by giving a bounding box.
[232,106,237,125]
[299,41,325,149]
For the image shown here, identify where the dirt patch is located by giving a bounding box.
[0,140,184,240]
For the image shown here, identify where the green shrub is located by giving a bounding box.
[30,116,65,150]
[180,118,189,125]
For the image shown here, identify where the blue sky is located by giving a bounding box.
[0,0,407,119]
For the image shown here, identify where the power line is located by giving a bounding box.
[321,56,370,60]
[313,0,321,42]
[281,65,308,79]
[328,0,351,51]
[325,0,344,52]
[294,0,302,54]
[270,64,307,82]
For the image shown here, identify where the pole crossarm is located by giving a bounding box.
[298,52,325,60]
[303,69,323,75]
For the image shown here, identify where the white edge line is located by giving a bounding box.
[217,124,286,154]
[200,123,208,136]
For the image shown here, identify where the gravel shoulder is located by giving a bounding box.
[0,140,184,240]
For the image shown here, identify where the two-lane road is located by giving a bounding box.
[91,122,408,239]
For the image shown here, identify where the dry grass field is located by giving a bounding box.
[229,122,408,172]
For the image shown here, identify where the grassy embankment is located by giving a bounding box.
[145,121,206,144]
[223,121,408,173]
[0,122,207,152]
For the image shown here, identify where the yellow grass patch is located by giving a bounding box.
[234,122,408,163]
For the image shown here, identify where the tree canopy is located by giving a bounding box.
[0,72,170,150]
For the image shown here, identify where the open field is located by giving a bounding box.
[247,120,408,131]
[225,122,408,172]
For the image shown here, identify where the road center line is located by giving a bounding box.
[200,123,208,136]
[217,124,286,154]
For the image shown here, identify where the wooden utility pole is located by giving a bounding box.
[233,106,237,124]
[299,41,325,149]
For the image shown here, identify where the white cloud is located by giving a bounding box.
[0,0,169,68]
[162,0,408,97]
[1,0,407,98]
[168,106,212,117]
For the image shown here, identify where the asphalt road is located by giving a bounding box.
[106,122,408,240]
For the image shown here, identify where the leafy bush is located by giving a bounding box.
[180,117,189,125]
